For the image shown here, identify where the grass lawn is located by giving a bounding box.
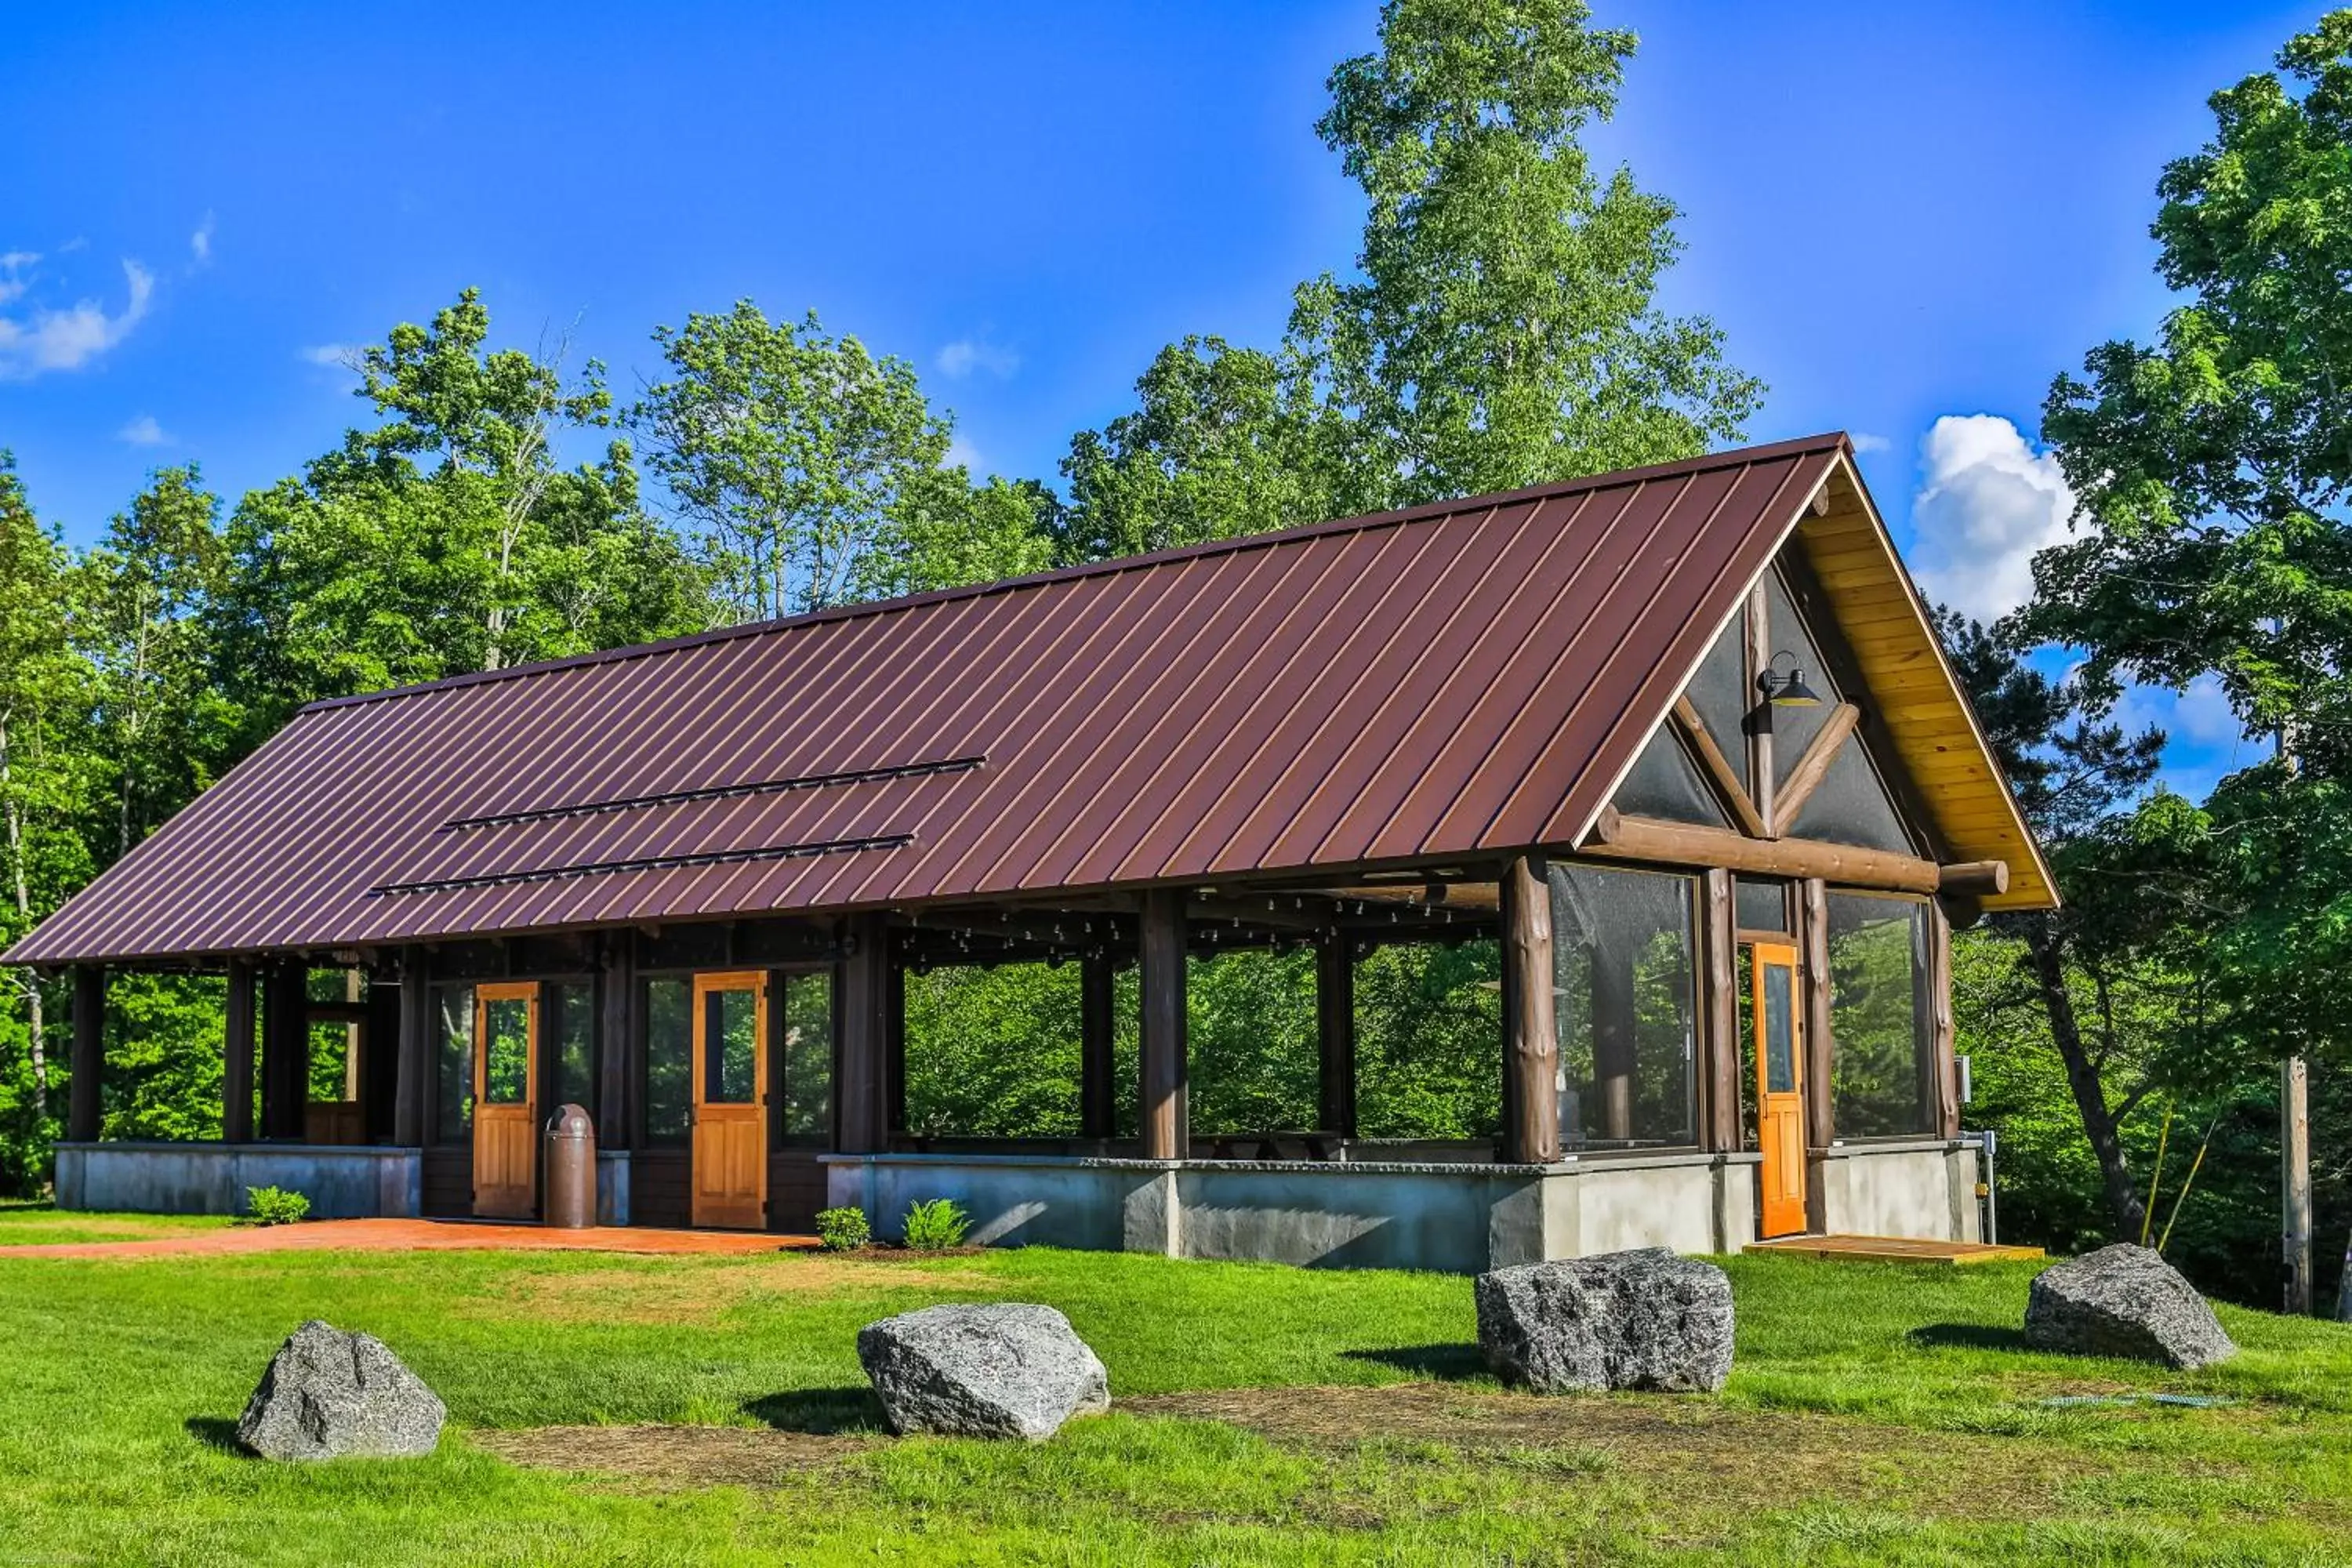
[0,1197,235,1246]
[2,1210,2347,1564]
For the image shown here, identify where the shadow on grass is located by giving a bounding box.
[1909,1323,2031,1353]
[741,1386,891,1435]
[1341,1344,1488,1381]
[185,1416,245,1454]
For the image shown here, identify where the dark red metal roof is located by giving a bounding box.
[8,434,1852,965]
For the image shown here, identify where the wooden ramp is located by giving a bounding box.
[1747,1233,2044,1266]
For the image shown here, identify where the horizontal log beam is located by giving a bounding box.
[1583,808,1943,895]
[1936,859,2010,897]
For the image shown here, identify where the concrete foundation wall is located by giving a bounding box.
[54,1142,422,1219]
[825,1151,1763,1272]
[1812,1141,1979,1241]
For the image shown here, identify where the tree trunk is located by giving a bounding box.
[2028,922,2146,1239]
[0,712,43,1116]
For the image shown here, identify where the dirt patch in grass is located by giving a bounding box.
[1127,1382,2125,1519]
[474,1422,875,1485]
[455,1257,996,1324]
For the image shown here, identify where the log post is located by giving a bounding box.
[1927,902,1958,1138]
[1079,949,1116,1139]
[394,948,429,1147]
[223,959,256,1144]
[597,933,634,1151]
[1698,869,1740,1152]
[1499,855,1560,1164]
[1316,932,1357,1139]
[67,965,104,1143]
[837,915,891,1153]
[1138,889,1189,1160]
[1800,879,1835,1153]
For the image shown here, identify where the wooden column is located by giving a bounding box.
[1316,933,1357,1139]
[394,948,429,1147]
[1079,949,1116,1140]
[67,965,104,1143]
[260,963,309,1141]
[222,959,256,1144]
[1499,854,1560,1164]
[1697,869,1740,1152]
[597,933,634,1150]
[1799,879,1835,1152]
[1926,902,1958,1139]
[1138,889,1189,1160]
[837,914,891,1153]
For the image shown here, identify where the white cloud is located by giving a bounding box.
[944,434,984,472]
[190,212,214,265]
[116,413,172,446]
[0,252,36,306]
[1907,414,2074,625]
[936,336,1018,379]
[298,343,359,368]
[0,258,154,379]
[1849,431,1891,454]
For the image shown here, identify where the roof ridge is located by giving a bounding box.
[300,431,1853,716]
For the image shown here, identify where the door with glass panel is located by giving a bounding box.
[691,971,768,1229]
[472,982,541,1219]
[1749,943,1806,1238]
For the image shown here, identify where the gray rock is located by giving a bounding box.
[1475,1247,1735,1394]
[857,1303,1109,1439]
[236,1319,446,1461]
[2024,1243,2238,1370]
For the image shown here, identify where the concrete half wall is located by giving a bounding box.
[1809,1140,1981,1242]
[53,1142,422,1219]
[826,1151,1764,1272]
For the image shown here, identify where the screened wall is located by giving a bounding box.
[1548,862,1699,1152]
[1826,894,1935,1138]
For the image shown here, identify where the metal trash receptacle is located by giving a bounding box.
[543,1102,597,1229]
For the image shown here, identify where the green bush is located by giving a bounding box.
[240,1185,310,1226]
[814,1206,871,1252]
[900,1198,971,1251]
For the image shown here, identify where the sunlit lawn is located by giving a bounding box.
[1,1204,2347,1564]
[0,1197,234,1247]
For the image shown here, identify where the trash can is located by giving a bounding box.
[543,1103,597,1229]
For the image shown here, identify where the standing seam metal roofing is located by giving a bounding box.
[9,434,1885,965]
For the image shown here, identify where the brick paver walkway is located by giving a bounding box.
[6,1218,817,1261]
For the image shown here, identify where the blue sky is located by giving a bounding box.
[0,1,2311,793]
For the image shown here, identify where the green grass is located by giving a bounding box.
[1,1208,2348,1564]
[0,1197,234,1245]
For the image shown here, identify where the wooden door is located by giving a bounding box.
[473,982,540,1219]
[1751,943,1807,1238]
[691,971,768,1229]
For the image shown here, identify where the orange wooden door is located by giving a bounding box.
[473,982,540,1219]
[1751,942,1807,1238]
[691,971,768,1229]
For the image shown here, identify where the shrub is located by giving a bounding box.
[901,1198,971,1251]
[815,1206,871,1252]
[240,1185,310,1226]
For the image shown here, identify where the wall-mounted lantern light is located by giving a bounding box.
[1760,651,1823,708]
